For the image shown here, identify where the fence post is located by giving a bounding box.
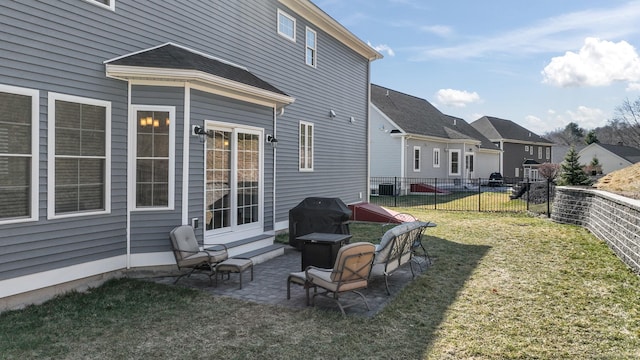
[478,178,481,212]
[394,176,397,207]
[526,178,530,212]
[547,179,551,218]
[434,178,437,210]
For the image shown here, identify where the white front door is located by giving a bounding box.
[204,123,263,242]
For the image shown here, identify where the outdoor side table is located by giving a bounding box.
[297,232,352,270]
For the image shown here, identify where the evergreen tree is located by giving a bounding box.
[584,130,599,144]
[559,146,591,185]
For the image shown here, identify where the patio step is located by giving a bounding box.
[223,234,285,265]
[233,244,286,265]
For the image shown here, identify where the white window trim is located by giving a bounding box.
[131,105,176,211]
[538,146,543,159]
[546,147,551,160]
[305,27,317,67]
[81,0,115,11]
[449,149,461,176]
[524,145,529,152]
[413,146,421,171]
[433,148,440,168]
[0,84,39,224]
[299,120,313,172]
[47,92,111,219]
[277,9,296,42]
[530,146,534,155]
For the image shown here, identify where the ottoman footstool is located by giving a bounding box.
[215,258,253,289]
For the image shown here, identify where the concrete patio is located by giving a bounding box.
[149,245,430,317]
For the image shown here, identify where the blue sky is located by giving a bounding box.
[317,0,640,134]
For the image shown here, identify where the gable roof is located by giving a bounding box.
[370,84,498,150]
[592,143,640,163]
[471,116,552,144]
[104,43,295,109]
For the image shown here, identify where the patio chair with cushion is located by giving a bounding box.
[169,225,228,285]
[305,242,376,316]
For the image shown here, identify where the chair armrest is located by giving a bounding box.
[204,243,228,252]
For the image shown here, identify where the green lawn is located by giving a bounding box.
[1,210,639,359]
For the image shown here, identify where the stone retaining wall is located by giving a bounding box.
[552,187,640,274]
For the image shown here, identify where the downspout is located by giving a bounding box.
[366,67,371,203]
[126,81,132,269]
[182,83,190,226]
[272,107,278,231]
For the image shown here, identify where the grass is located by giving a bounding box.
[2,210,639,359]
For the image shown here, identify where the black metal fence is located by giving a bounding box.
[370,177,555,215]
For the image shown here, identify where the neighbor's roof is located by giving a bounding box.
[594,143,640,163]
[371,84,498,150]
[471,116,553,144]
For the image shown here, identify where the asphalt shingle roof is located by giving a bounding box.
[371,84,498,150]
[471,116,552,144]
[106,43,288,96]
[598,143,640,163]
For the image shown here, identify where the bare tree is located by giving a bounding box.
[611,98,640,147]
[538,162,560,182]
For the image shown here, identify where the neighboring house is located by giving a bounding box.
[578,143,640,174]
[0,1,381,307]
[471,116,553,180]
[370,84,501,191]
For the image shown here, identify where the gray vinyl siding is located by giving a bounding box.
[129,86,184,254]
[189,89,275,234]
[0,2,130,280]
[369,108,402,178]
[503,142,524,178]
[0,0,372,281]
[271,5,371,221]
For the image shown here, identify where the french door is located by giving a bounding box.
[204,124,262,237]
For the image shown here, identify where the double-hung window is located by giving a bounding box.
[413,146,421,171]
[305,27,317,67]
[449,149,461,175]
[48,93,111,218]
[299,121,313,171]
[277,9,296,41]
[133,106,175,209]
[0,85,39,223]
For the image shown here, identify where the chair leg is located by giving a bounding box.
[384,274,391,295]
[352,290,370,311]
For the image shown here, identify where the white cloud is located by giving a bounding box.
[566,105,608,128]
[420,25,452,37]
[542,38,640,87]
[626,82,640,91]
[369,42,395,56]
[525,106,609,133]
[410,1,640,60]
[436,89,481,108]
